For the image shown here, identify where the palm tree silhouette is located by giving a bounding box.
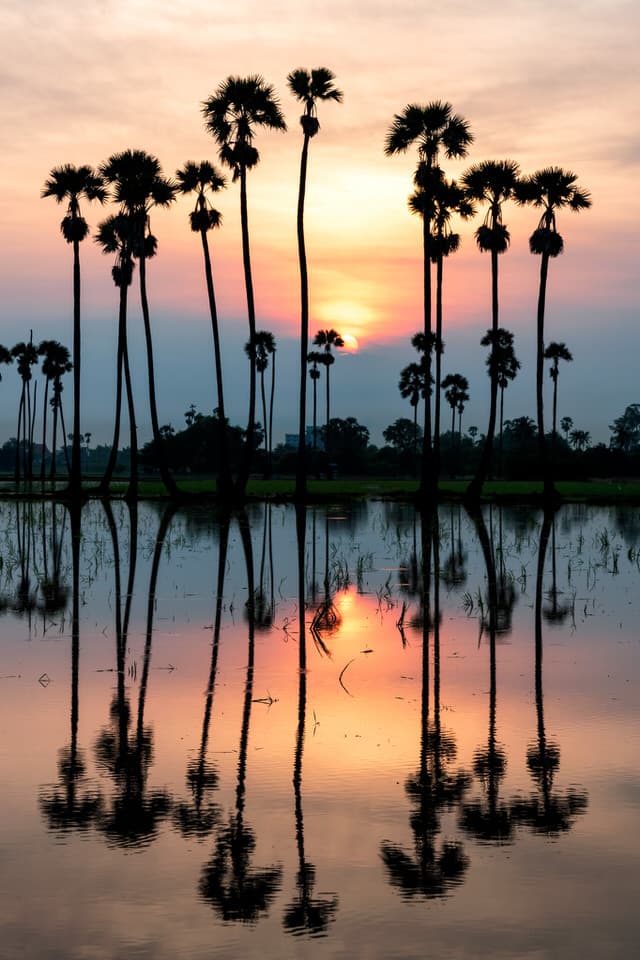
[175,160,232,496]
[479,327,520,478]
[570,428,591,451]
[313,328,344,463]
[94,212,138,497]
[461,160,520,502]
[42,164,106,497]
[307,351,324,451]
[245,330,276,476]
[441,373,469,440]
[544,341,573,450]
[287,68,343,499]
[385,102,472,500]
[560,416,573,445]
[202,76,286,497]
[516,167,591,500]
[100,149,179,498]
[11,336,39,482]
[399,360,429,467]
[37,340,69,484]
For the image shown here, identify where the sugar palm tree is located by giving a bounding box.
[287,68,343,499]
[175,160,232,496]
[202,76,287,497]
[48,351,73,480]
[544,341,573,449]
[12,337,39,482]
[385,102,472,499]
[100,149,178,498]
[307,351,324,451]
[94,213,138,497]
[42,164,106,496]
[516,167,591,500]
[441,373,469,441]
[399,360,429,456]
[37,340,71,483]
[570,429,591,451]
[560,416,573,444]
[461,160,520,501]
[480,328,520,476]
[313,328,344,461]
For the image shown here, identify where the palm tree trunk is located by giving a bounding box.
[40,379,50,483]
[50,387,59,480]
[70,237,82,497]
[100,282,128,493]
[123,335,139,502]
[550,365,559,466]
[466,249,499,503]
[29,380,37,480]
[419,215,434,501]
[536,253,555,500]
[312,375,318,451]
[15,386,24,483]
[296,133,311,500]
[268,350,275,479]
[260,369,268,477]
[59,399,71,476]
[433,254,443,481]
[499,385,505,479]
[200,227,232,498]
[325,362,331,464]
[236,166,257,498]
[138,253,180,499]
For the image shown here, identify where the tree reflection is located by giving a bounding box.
[94,503,173,848]
[542,515,573,626]
[39,502,102,834]
[514,511,588,835]
[173,513,230,840]
[283,505,339,936]
[199,512,282,922]
[382,510,470,899]
[253,501,275,631]
[460,507,518,844]
[310,508,341,656]
[441,504,467,591]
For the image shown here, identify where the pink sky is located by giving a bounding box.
[0,0,638,443]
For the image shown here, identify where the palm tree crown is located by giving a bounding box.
[175,160,226,233]
[202,75,287,179]
[287,67,343,137]
[544,341,573,381]
[42,164,107,243]
[461,160,520,253]
[385,101,473,164]
[516,167,591,256]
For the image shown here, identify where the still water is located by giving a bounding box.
[0,499,638,959]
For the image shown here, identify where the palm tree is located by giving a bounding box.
[0,342,14,443]
[441,373,469,441]
[461,160,520,501]
[516,167,591,500]
[307,351,324,450]
[456,384,469,443]
[48,350,73,480]
[42,164,106,496]
[202,76,287,497]
[399,360,429,457]
[287,68,343,499]
[544,341,573,447]
[245,330,276,476]
[100,150,178,498]
[385,102,472,499]
[175,160,232,497]
[94,213,138,497]
[560,416,573,444]
[480,328,520,476]
[313,328,344,462]
[37,340,71,483]
[570,429,591,451]
[12,337,39,482]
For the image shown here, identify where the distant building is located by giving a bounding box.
[283,427,324,450]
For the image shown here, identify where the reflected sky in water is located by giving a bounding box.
[0,499,638,959]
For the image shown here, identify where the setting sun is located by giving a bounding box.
[341,332,359,353]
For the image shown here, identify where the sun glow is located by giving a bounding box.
[341,333,359,353]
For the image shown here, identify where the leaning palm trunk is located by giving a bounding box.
[536,253,555,499]
[29,381,37,480]
[419,217,435,501]
[123,335,139,501]
[100,282,128,493]
[433,253,443,483]
[236,167,258,498]
[138,253,179,498]
[268,350,275,479]
[260,368,268,475]
[15,388,24,483]
[295,132,311,499]
[199,226,232,497]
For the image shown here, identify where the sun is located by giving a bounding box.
[341,333,359,353]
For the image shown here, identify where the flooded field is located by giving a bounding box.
[0,499,638,959]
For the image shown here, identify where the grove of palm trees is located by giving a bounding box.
[1,72,616,504]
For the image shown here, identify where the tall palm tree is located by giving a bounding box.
[570,429,591,451]
[48,350,73,480]
[100,150,178,498]
[385,102,473,499]
[175,160,232,497]
[42,164,106,496]
[560,416,573,444]
[543,341,573,447]
[313,328,344,462]
[516,167,591,500]
[12,337,39,482]
[245,330,276,476]
[441,373,469,441]
[461,160,520,502]
[37,340,70,483]
[94,213,138,497]
[287,68,343,500]
[202,76,287,497]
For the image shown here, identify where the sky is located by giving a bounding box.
[0,0,638,447]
